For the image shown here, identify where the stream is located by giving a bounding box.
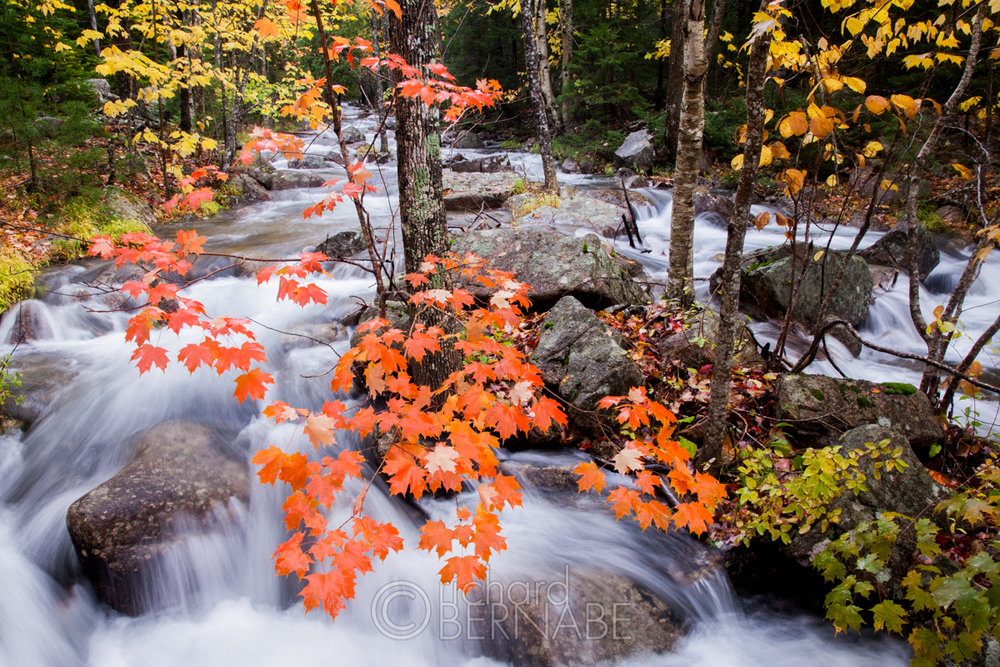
[3,106,994,666]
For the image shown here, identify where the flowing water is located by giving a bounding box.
[4,107,986,665]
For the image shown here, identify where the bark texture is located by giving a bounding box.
[390,0,449,273]
[666,0,706,305]
[701,14,771,465]
[520,0,559,193]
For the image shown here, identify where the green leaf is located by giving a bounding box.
[909,627,943,665]
[915,519,941,558]
[826,602,864,632]
[932,575,974,609]
[871,600,907,633]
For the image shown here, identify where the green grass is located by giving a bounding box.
[0,249,35,312]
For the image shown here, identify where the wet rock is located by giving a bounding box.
[1,300,54,345]
[858,223,939,281]
[100,188,157,229]
[443,170,520,211]
[694,189,734,220]
[222,172,270,207]
[447,154,511,173]
[278,321,348,353]
[613,130,654,173]
[315,230,367,258]
[473,568,683,666]
[340,125,366,144]
[452,131,484,149]
[775,374,945,450]
[451,229,649,309]
[714,245,872,329]
[531,296,643,429]
[66,422,249,615]
[505,192,627,238]
[560,157,580,174]
[269,170,327,190]
[1,351,80,426]
[500,460,580,492]
[287,154,333,170]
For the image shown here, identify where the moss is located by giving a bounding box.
[881,382,917,396]
[856,396,875,409]
[0,249,36,312]
[50,193,152,260]
[810,388,826,401]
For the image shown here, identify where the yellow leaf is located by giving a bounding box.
[951,163,974,180]
[731,153,745,171]
[865,95,890,114]
[880,179,899,191]
[755,212,771,231]
[843,76,866,93]
[826,174,838,187]
[759,145,774,167]
[891,94,919,118]
[810,115,835,138]
[814,250,826,261]
[779,112,809,137]
[863,141,883,157]
[769,141,791,160]
[968,360,983,378]
[933,304,944,320]
[779,168,806,196]
[822,77,844,93]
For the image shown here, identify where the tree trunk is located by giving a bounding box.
[666,0,706,306]
[371,9,389,153]
[701,9,771,467]
[662,0,688,164]
[532,0,561,133]
[558,0,574,127]
[390,0,449,273]
[86,0,101,55]
[704,0,727,59]
[905,5,985,399]
[519,0,558,193]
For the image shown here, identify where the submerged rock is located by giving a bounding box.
[66,422,248,615]
[222,172,270,207]
[315,230,367,258]
[473,568,683,666]
[451,229,649,309]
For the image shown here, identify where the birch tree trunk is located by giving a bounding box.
[520,0,558,193]
[701,11,771,466]
[666,0,706,306]
[662,0,688,163]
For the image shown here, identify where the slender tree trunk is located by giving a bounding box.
[905,5,985,399]
[704,0,727,58]
[87,0,101,55]
[558,0,573,127]
[390,0,449,273]
[654,0,667,108]
[519,0,558,193]
[370,10,389,154]
[666,0,706,306]
[702,10,771,466]
[531,0,560,133]
[662,0,688,163]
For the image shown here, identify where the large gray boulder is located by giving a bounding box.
[859,223,939,281]
[222,172,270,207]
[100,188,157,229]
[287,154,334,170]
[446,154,511,173]
[315,230,366,258]
[85,78,115,103]
[66,422,249,615]
[443,170,521,211]
[530,296,643,428]
[340,125,366,144]
[452,131,484,149]
[717,245,873,328]
[614,130,654,173]
[505,192,628,238]
[775,374,944,450]
[451,229,649,309]
[269,170,327,190]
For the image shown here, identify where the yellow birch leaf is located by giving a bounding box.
[731,153,745,170]
[843,76,866,93]
[891,94,919,118]
[951,163,974,180]
[755,212,771,231]
[826,173,838,187]
[865,95,890,114]
[863,141,883,157]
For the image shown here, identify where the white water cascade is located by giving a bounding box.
[2,107,974,666]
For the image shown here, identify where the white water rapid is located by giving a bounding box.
[4,106,978,666]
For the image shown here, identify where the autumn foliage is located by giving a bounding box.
[87,232,726,619]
